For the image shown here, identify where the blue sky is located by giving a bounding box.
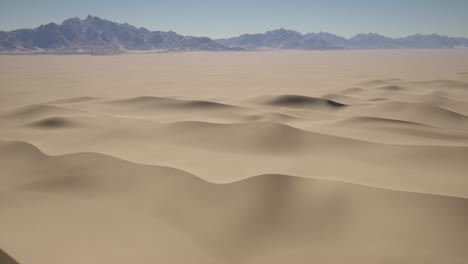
[1,0,467,38]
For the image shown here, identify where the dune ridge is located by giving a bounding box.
[1,139,467,198]
[109,96,242,110]
[2,93,468,198]
[1,139,468,264]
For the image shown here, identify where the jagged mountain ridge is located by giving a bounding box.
[216,29,468,50]
[1,16,467,53]
[214,28,342,50]
[0,15,232,53]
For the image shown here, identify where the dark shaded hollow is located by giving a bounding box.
[268,95,346,108]
[0,248,19,264]
[29,117,74,129]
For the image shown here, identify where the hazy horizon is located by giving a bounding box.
[1,0,467,39]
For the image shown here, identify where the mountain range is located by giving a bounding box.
[217,29,468,50]
[1,16,467,54]
[0,16,231,54]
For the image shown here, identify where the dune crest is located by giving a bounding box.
[1,139,468,264]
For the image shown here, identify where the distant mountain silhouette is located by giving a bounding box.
[303,32,350,48]
[217,30,468,50]
[395,34,467,49]
[1,16,467,53]
[347,33,398,49]
[215,28,343,50]
[0,16,233,53]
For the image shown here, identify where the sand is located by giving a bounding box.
[0,49,468,263]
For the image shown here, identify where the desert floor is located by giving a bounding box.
[1,50,468,264]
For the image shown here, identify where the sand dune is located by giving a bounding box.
[1,50,468,263]
[3,104,84,120]
[2,108,468,196]
[418,93,468,115]
[411,79,468,89]
[1,140,468,264]
[318,116,468,146]
[341,87,366,94]
[46,96,100,105]
[110,96,240,110]
[356,101,468,131]
[321,93,363,105]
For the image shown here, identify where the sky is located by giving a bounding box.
[0,0,467,38]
